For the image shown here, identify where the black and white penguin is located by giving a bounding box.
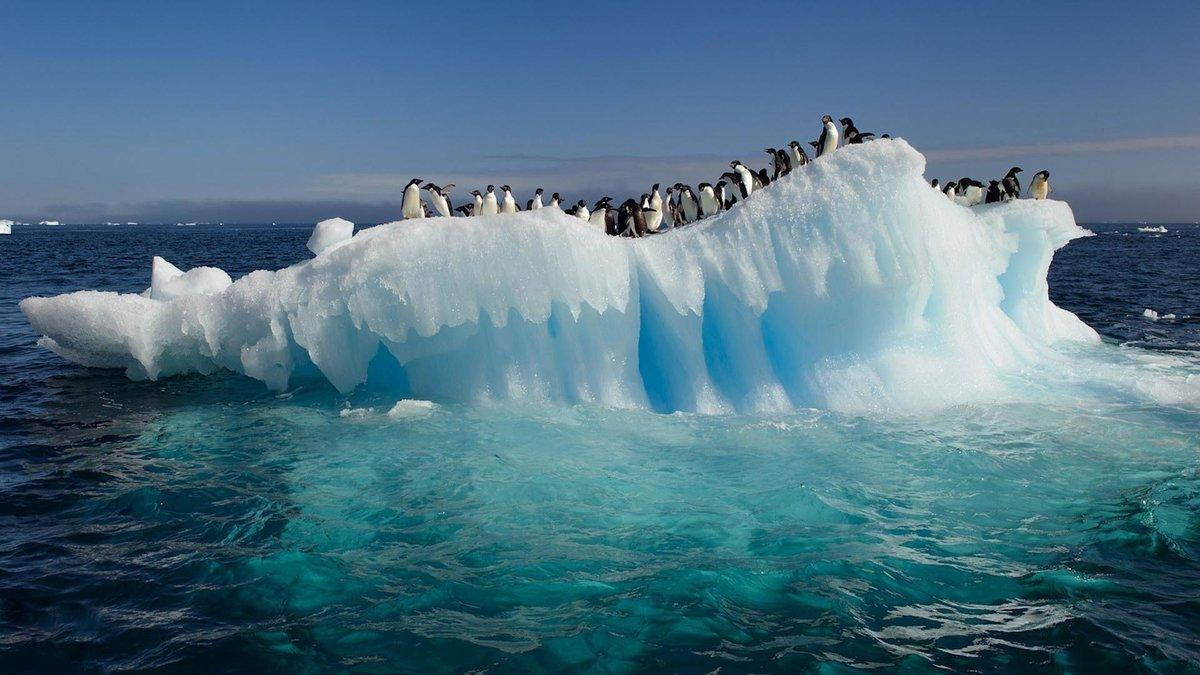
[1002,167,1022,201]
[470,190,483,216]
[549,192,563,210]
[716,180,732,210]
[1030,170,1050,200]
[697,182,720,218]
[500,185,519,213]
[676,184,700,223]
[531,188,544,210]
[930,178,940,191]
[646,184,664,232]
[775,148,792,177]
[422,182,453,217]
[943,181,957,198]
[730,161,755,198]
[589,197,613,232]
[816,115,839,157]
[839,117,874,144]
[617,198,650,237]
[960,178,985,206]
[401,178,424,219]
[480,185,499,215]
[787,141,810,168]
[573,200,589,221]
[663,187,678,229]
[985,180,1003,204]
[756,168,771,188]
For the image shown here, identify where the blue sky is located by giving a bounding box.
[2,0,1198,222]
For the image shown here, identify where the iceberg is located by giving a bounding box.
[0,219,11,235]
[306,217,355,256]
[19,140,1198,413]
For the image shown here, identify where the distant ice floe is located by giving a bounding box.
[1138,226,1168,233]
[1143,309,1176,321]
[20,140,1200,414]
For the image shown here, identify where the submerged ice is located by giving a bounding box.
[20,140,1198,413]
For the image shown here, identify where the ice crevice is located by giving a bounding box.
[22,140,1195,414]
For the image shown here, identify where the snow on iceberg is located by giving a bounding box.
[19,140,1195,413]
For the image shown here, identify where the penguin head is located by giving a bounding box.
[1007,167,1023,176]
[535,187,543,195]
[821,115,833,124]
[408,178,423,187]
[651,183,660,192]
[698,182,711,190]
[470,190,481,197]
[808,141,819,148]
[839,117,853,126]
[486,185,495,193]
[576,200,586,207]
[764,148,776,155]
[551,192,561,200]
[716,179,727,188]
[1036,170,1050,179]
[501,185,512,193]
[729,160,741,168]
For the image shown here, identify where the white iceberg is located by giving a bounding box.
[147,256,232,301]
[1138,226,1168,233]
[307,217,355,256]
[19,140,1199,413]
[0,219,12,235]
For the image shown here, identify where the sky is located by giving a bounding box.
[2,0,1198,223]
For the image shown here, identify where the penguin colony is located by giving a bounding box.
[399,116,1053,236]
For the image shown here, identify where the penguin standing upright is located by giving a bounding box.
[677,185,699,223]
[1030,170,1050,200]
[697,183,719,218]
[730,161,755,198]
[663,187,678,229]
[943,181,957,198]
[574,200,590,221]
[589,197,613,232]
[549,192,563,210]
[531,188,544,209]
[401,178,424,219]
[480,185,499,215]
[423,183,453,217]
[816,115,839,158]
[617,198,649,237]
[500,185,519,213]
[1002,167,1022,201]
[787,141,810,168]
[930,178,940,191]
[775,148,792,177]
[646,184,664,231]
[716,180,730,210]
[471,190,484,216]
[985,180,1003,204]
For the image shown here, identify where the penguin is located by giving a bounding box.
[500,185,519,213]
[787,141,810,168]
[816,115,839,157]
[471,189,483,216]
[526,199,533,211]
[839,117,874,144]
[1030,170,1050,200]
[422,182,453,218]
[573,200,590,221]
[930,178,940,191]
[1002,167,1022,201]
[605,200,619,235]
[765,148,782,179]
[454,204,473,217]
[677,184,700,223]
[961,178,985,206]
[646,184,664,231]
[756,168,771,188]
[730,161,755,198]
[589,197,613,232]
[531,188,545,210]
[943,181,957,198]
[480,185,499,215]
[716,180,731,210]
[985,180,1003,204]
[617,198,650,237]
[549,192,563,210]
[401,178,424,219]
[663,186,679,229]
[697,182,720,218]
[775,148,792,177]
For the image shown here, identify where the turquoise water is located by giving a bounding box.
[3,225,1200,671]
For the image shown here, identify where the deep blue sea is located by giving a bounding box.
[2,223,1199,672]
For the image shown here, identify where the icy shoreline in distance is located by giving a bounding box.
[20,140,1199,413]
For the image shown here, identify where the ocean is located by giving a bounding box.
[2,223,1198,671]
